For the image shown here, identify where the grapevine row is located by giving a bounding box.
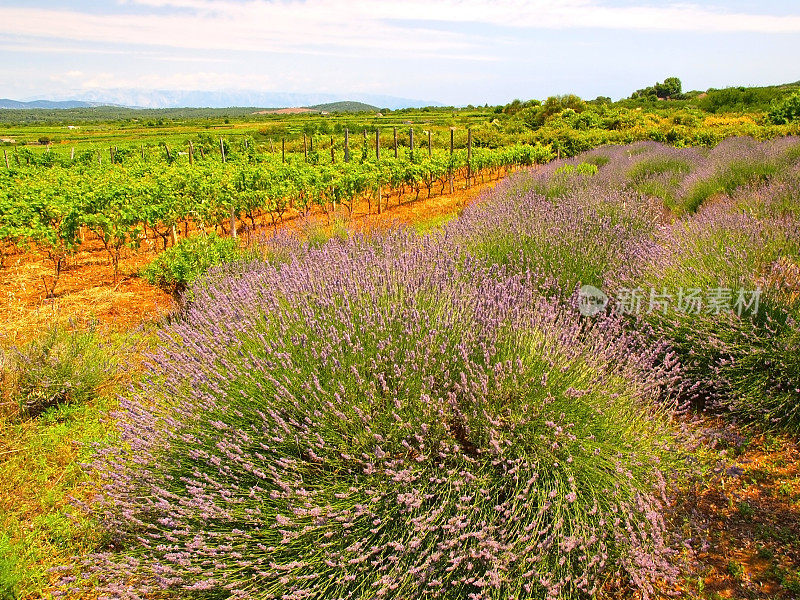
[0,143,553,294]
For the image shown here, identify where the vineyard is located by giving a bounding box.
[0,134,551,295]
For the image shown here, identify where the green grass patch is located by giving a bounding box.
[4,324,118,418]
[412,211,459,234]
[0,398,114,599]
[0,328,154,599]
[583,154,610,168]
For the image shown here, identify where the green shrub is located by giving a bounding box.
[141,232,246,298]
[693,129,721,148]
[8,324,116,418]
[768,90,800,125]
[554,162,598,176]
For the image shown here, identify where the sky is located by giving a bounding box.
[0,0,799,107]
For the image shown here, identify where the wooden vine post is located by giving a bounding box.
[427,130,432,158]
[303,134,308,162]
[3,149,8,169]
[220,138,236,239]
[449,128,454,193]
[188,141,194,165]
[282,138,285,163]
[330,136,335,163]
[467,128,472,188]
[376,129,381,215]
[393,127,398,158]
[70,147,75,161]
[344,128,350,163]
[409,128,414,155]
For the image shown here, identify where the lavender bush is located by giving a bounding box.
[443,175,663,298]
[73,231,683,600]
[676,136,800,213]
[623,198,800,429]
[444,137,800,429]
[733,163,800,220]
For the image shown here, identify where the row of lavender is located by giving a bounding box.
[445,135,800,427]
[65,137,798,599]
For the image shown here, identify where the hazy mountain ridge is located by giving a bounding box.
[0,99,112,109]
[7,90,439,110]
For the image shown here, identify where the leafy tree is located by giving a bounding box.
[768,90,800,124]
[631,77,682,100]
[659,77,683,98]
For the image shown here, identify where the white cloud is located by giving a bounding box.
[1,0,798,102]
[0,0,797,66]
[0,3,483,60]
[121,0,800,34]
[370,0,800,33]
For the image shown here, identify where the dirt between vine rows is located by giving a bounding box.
[0,168,511,346]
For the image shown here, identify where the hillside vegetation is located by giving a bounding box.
[307,101,380,113]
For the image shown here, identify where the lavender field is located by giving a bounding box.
[62,137,800,599]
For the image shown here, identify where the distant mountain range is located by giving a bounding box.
[1,90,439,110]
[0,99,112,109]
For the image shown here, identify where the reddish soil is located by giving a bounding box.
[663,421,800,599]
